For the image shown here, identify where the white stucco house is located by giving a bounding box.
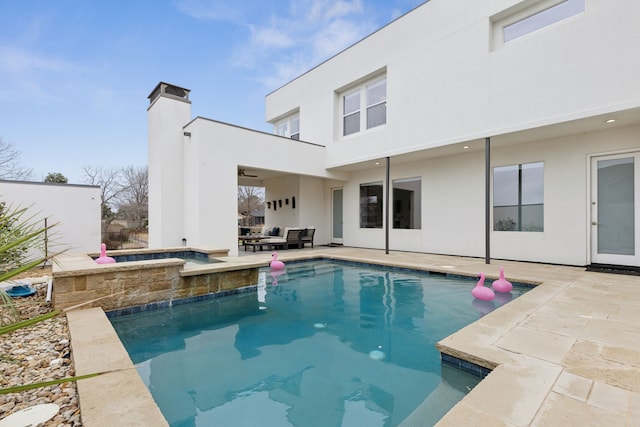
[0,180,101,257]
[148,0,640,268]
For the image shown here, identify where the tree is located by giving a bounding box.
[116,166,148,230]
[0,137,33,181]
[83,165,149,248]
[44,172,68,183]
[82,165,123,225]
[238,186,265,226]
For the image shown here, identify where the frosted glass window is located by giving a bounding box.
[504,0,585,42]
[597,158,635,255]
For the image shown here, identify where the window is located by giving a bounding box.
[502,0,585,43]
[493,162,544,231]
[360,182,383,228]
[276,122,287,137]
[393,178,421,229]
[290,115,300,140]
[343,91,360,136]
[366,79,387,129]
[274,113,300,140]
[342,77,386,136]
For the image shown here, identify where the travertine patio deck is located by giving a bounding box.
[68,247,640,426]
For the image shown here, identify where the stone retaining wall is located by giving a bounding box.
[52,253,259,312]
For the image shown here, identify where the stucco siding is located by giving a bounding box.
[0,181,100,256]
[148,95,190,248]
[266,0,640,166]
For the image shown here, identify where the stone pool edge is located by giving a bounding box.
[67,307,169,427]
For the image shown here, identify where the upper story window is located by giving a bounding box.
[491,0,585,48]
[274,113,300,140]
[504,0,584,43]
[276,122,287,137]
[342,77,386,137]
[290,115,300,140]
[343,91,360,136]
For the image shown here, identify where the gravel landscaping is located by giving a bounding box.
[0,267,81,426]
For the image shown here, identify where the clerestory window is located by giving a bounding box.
[504,0,585,43]
[491,0,585,49]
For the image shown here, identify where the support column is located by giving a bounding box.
[385,156,390,255]
[485,137,491,264]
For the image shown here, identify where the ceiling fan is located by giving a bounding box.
[238,168,258,178]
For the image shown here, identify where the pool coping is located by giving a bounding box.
[66,247,640,426]
[67,307,169,426]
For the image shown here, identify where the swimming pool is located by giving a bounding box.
[110,260,528,426]
[110,250,221,264]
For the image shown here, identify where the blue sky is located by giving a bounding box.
[0,0,425,184]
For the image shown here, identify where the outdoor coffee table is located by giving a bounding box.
[244,241,266,252]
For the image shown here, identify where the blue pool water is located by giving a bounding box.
[110,250,220,264]
[110,260,528,426]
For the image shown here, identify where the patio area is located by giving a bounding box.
[68,246,640,426]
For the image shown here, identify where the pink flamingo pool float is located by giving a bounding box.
[492,266,513,293]
[270,252,284,270]
[472,272,495,301]
[95,243,116,264]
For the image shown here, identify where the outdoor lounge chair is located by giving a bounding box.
[300,228,315,248]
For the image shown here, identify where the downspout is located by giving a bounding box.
[385,156,390,255]
[485,137,491,264]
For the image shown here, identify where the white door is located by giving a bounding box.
[332,188,343,245]
[590,152,640,266]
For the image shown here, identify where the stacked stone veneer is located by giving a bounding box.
[52,256,258,312]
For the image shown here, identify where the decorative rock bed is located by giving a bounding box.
[0,277,81,426]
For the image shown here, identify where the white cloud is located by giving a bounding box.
[251,26,295,50]
[227,0,374,88]
[311,18,370,60]
[0,45,81,102]
[0,45,70,74]
[175,0,242,21]
[304,0,364,22]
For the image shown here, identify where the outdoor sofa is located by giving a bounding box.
[241,226,315,251]
[260,227,305,250]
